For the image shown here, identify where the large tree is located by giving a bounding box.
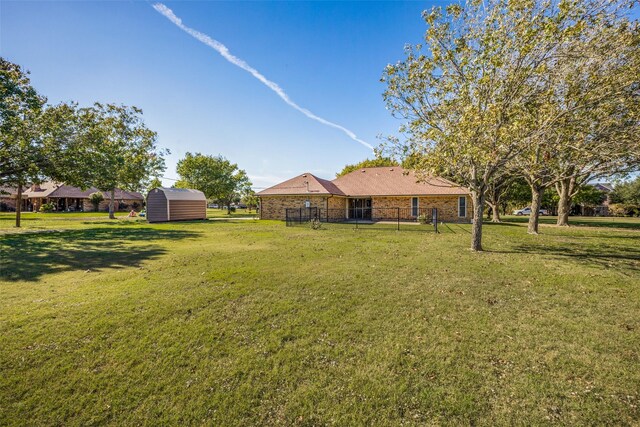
[382,0,597,250]
[176,152,251,214]
[1,58,47,226]
[0,59,83,227]
[77,103,166,219]
[513,5,640,232]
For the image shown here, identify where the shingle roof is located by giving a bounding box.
[23,182,143,200]
[332,167,468,196]
[258,167,468,197]
[257,173,345,196]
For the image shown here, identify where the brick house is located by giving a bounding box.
[257,167,470,222]
[0,186,22,211]
[21,182,144,212]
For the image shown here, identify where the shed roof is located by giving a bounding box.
[150,187,207,201]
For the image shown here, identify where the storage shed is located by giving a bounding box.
[146,187,207,223]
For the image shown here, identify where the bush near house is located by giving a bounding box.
[609,203,640,217]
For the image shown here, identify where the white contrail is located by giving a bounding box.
[152,3,374,151]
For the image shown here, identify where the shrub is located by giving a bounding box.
[609,203,640,217]
[417,214,430,224]
[39,202,55,213]
[89,192,104,212]
[228,206,236,213]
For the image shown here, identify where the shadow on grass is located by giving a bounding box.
[492,241,640,272]
[503,216,640,230]
[1,227,200,282]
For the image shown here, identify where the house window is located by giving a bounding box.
[411,197,419,217]
[458,196,467,217]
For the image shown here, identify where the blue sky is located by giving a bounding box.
[2,1,441,188]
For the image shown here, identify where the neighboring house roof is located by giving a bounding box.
[591,183,614,193]
[257,167,468,197]
[0,186,18,197]
[257,173,345,196]
[23,181,61,198]
[150,187,206,201]
[22,182,143,200]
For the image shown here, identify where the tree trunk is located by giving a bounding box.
[528,185,543,234]
[556,177,574,226]
[492,205,501,222]
[486,201,501,222]
[15,183,22,228]
[471,191,484,251]
[109,189,116,219]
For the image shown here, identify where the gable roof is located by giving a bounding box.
[332,167,468,196]
[591,183,614,193]
[258,167,468,197]
[257,173,345,196]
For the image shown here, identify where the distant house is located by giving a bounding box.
[257,167,470,222]
[578,183,614,216]
[20,182,144,212]
[0,186,22,211]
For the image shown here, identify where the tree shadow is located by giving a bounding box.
[491,241,640,273]
[503,216,640,230]
[1,228,201,282]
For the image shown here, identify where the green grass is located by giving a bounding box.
[207,208,258,218]
[1,214,639,425]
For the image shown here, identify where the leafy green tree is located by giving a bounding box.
[147,177,163,193]
[573,185,606,208]
[241,189,258,212]
[611,177,640,205]
[176,152,252,214]
[382,0,599,249]
[383,0,638,245]
[336,157,398,177]
[513,4,640,232]
[76,103,166,219]
[0,58,47,227]
[88,192,104,212]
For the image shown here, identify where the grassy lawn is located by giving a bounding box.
[207,208,258,219]
[1,214,638,425]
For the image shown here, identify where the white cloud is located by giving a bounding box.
[152,3,374,151]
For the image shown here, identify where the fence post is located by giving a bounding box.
[397,207,400,231]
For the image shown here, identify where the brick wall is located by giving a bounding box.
[259,195,347,220]
[372,195,469,222]
[420,195,469,222]
[259,194,469,222]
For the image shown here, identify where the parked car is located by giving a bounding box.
[208,203,219,208]
[513,207,548,216]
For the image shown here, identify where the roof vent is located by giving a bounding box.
[390,168,394,171]
[361,169,366,173]
[302,174,307,177]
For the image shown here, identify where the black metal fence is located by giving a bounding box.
[285,207,439,232]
